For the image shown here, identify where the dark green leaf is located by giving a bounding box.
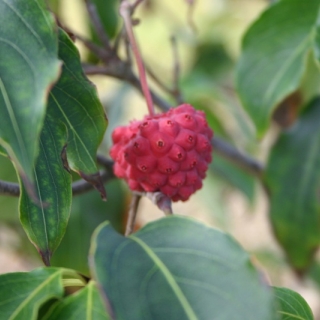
[49,29,107,198]
[44,281,110,320]
[0,0,60,184]
[236,0,320,136]
[274,287,314,320]
[0,268,64,320]
[90,216,275,320]
[265,98,320,271]
[19,111,72,265]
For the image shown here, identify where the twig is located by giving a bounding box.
[145,64,173,96]
[212,137,264,177]
[70,32,111,62]
[134,191,173,215]
[0,155,116,197]
[140,37,184,104]
[131,0,144,13]
[0,180,20,197]
[120,0,155,115]
[185,0,197,33]
[125,194,141,236]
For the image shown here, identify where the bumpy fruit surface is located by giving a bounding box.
[110,104,213,201]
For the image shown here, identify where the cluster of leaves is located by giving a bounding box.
[0,0,319,319]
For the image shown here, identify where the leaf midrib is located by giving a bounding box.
[262,33,312,107]
[49,92,95,172]
[9,270,61,320]
[130,236,198,320]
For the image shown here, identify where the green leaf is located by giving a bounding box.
[0,268,64,320]
[0,0,60,184]
[19,111,72,265]
[90,216,275,320]
[236,0,320,136]
[274,287,314,320]
[49,29,107,198]
[265,98,320,271]
[44,281,110,320]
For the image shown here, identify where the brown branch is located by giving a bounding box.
[0,155,116,197]
[145,64,173,95]
[0,180,20,197]
[185,0,197,33]
[211,138,264,177]
[120,0,155,116]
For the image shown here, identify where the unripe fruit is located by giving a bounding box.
[110,104,213,201]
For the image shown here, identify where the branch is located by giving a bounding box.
[211,138,264,177]
[0,155,116,197]
[0,180,20,197]
[120,0,155,115]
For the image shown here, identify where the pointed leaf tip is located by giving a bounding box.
[40,248,52,266]
[79,171,107,201]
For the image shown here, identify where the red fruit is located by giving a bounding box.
[110,104,213,201]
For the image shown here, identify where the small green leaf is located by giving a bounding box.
[44,281,110,320]
[274,287,314,320]
[0,268,64,320]
[49,29,107,198]
[0,0,60,184]
[19,112,72,265]
[90,216,275,320]
[236,0,320,136]
[265,98,320,271]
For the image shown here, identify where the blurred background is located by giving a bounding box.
[1,0,320,317]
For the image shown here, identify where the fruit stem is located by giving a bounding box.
[120,1,155,116]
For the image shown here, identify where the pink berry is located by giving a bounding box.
[110,104,213,201]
